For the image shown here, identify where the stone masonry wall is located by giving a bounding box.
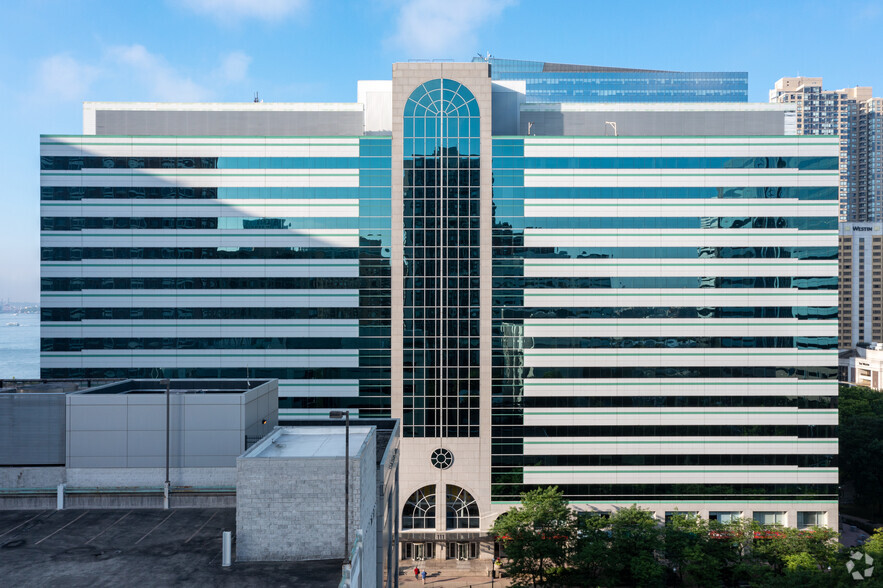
[236,432,377,563]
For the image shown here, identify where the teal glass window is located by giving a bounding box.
[402,79,481,438]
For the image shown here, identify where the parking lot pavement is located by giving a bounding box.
[0,508,342,587]
[840,522,872,548]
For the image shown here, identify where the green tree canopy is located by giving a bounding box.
[491,486,576,587]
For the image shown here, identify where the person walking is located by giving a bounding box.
[421,570,427,584]
[413,566,420,580]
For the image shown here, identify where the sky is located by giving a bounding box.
[0,0,882,302]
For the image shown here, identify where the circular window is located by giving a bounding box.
[430,448,454,469]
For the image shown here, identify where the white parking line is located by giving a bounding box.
[184,511,217,544]
[35,512,88,545]
[85,511,131,545]
[134,511,175,545]
[0,511,48,540]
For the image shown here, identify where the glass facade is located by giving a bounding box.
[477,57,748,102]
[40,135,392,419]
[402,79,481,438]
[490,136,839,505]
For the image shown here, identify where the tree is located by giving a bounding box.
[865,527,883,558]
[663,513,726,587]
[605,505,665,588]
[568,513,610,584]
[491,486,576,587]
[839,385,883,518]
[751,525,839,573]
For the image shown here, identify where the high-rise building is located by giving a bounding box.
[771,77,883,350]
[770,77,883,222]
[838,222,883,347]
[41,61,839,566]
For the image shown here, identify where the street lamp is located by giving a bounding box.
[329,410,350,564]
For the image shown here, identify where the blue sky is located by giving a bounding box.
[1,0,881,301]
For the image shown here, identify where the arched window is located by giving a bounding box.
[446,485,479,529]
[403,485,436,529]
[401,78,482,439]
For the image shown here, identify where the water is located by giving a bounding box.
[0,312,40,378]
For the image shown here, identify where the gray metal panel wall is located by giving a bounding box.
[0,394,65,465]
[66,384,277,469]
[519,110,786,136]
[95,110,364,136]
[492,89,523,135]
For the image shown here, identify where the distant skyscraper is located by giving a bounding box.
[476,56,748,103]
[839,223,883,347]
[772,77,883,349]
[770,77,883,222]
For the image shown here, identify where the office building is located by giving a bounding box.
[41,60,839,565]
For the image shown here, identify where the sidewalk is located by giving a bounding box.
[399,570,512,588]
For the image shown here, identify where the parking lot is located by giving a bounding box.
[0,508,342,587]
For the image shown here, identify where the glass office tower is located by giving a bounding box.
[476,56,748,102]
[40,60,838,569]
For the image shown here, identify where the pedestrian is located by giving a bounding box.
[414,566,420,580]
[421,570,427,584]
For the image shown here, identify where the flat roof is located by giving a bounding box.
[245,426,373,459]
[84,101,362,112]
[73,378,271,395]
[280,418,398,466]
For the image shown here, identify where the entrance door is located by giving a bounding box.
[414,543,426,560]
[457,543,469,560]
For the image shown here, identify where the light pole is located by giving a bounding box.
[329,410,350,563]
[163,378,170,509]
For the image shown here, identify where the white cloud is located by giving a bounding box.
[179,0,308,24]
[36,54,100,101]
[215,51,252,84]
[106,44,210,101]
[388,0,515,57]
[33,46,253,104]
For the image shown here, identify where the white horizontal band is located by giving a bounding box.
[278,379,360,398]
[522,465,837,485]
[522,407,837,426]
[41,289,359,308]
[521,258,836,278]
[521,378,836,397]
[41,319,359,339]
[522,288,837,307]
[522,437,838,456]
[41,349,358,369]
[523,228,835,248]
[523,198,838,217]
[522,318,836,338]
[41,199,360,218]
[523,348,837,368]
[41,259,359,279]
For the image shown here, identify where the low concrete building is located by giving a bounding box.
[0,378,277,508]
[839,344,883,389]
[237,423,400,588]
